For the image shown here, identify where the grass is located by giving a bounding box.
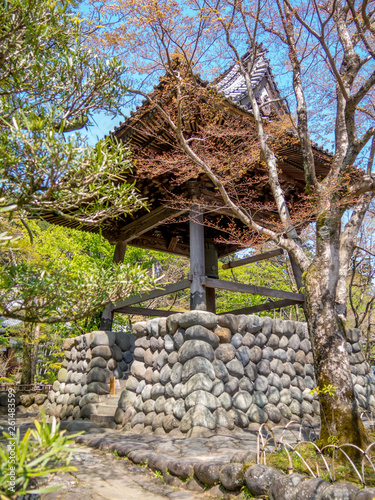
[254,430,375,489]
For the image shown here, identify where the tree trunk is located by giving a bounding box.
[30,324,40,384]
[305,257,370,457]
[21,323,35,385]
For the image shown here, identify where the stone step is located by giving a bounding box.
[95,404,117,416]
[99,396,120,407]
[89,414,114,426]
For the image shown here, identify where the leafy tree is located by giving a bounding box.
[0,0,146,225]
[92,0,375,451]
[0,0,162,382]
[0,218,155,383]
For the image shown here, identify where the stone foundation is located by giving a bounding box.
[116,312,375,434]
[44,330,135,420]
[45,312,375,431]
[0,391,48,416]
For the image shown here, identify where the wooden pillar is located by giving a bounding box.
[288,251,307,316]
[113,241,127,264]
[189,205,206,310]
[100,242,127,330]
[205,240,218,313]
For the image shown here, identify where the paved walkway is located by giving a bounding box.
[0,415,318,500]
[40,445,212,500]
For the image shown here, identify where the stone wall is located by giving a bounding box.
[115,312,375,435]
[0,391,47,416]
[44,312,375,431]
[44,330,135,420]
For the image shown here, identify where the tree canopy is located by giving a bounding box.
[0,0,146,227]
[90,0,375,451]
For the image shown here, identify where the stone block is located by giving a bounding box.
[185,324,220,348]
[213,325,231,343]
[115,332,131,351]
[224,377,239,395]
[88,331,116,348]
[254,332,268,347]
[218,314,238,333]
[347,328,361,343]
[242,332,255,348]
[179,311,218,329]
[268,473,307,500]
[247,315,263,334]
[212,380,225,397]
[179,404,217,432]
[57,368,67,383]
[182,373,213,397]
[173,329,185,349]
[170,362,182,385]
[231,333,243,348]
[182,356,215,382]
[249,345,262,363]
[133,322,148,337]
[245,464,284,496]
[185,390,221,411]
[166,313,182,334]
[194,463,221,486]
[254,375,268,393]
[244,361,257,381]
[228,408,249,428]
[219,463,244,491]
[232,391,252,412]
[213,359,229,382]
[178,340,215,364]
[226,359,245,378]
[218,392,232,410]
[214,407,234,429]
[91,345,112,359]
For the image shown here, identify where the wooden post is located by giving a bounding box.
[205,239,218,313]
[100,242,127,330]
[288,251,307,316]
[109,377,116,396]
[189,205,206,310]
[113,241,127,264]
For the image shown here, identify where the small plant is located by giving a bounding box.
[310,385,338,397]
[153,470,164,482]
[113,449,119,457]
[180,472,194,483]
[327,435,339,446]
[241,484,255,499]
[0,410,83,499]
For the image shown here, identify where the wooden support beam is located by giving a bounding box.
[100,242,127,330]
[119,206,187,243]
[203,277,305,302]
[111,279,191,311]
[189,205,206,310]
[168,236,179,252]
[205,240,218,313]
[130,235,190,256]
[113,241,127,264]
[287,251,307,311]
[220,299,303,315]
[114,306,182,317]
[222,248,283,270]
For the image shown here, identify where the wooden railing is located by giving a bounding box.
[0,383,52,394]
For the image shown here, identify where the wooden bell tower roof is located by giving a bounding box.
[40,48,331,260]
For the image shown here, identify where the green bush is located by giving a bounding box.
[0,411,82,499]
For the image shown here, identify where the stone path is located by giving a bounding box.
[0,415,318,499]
[40,445,211,500]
